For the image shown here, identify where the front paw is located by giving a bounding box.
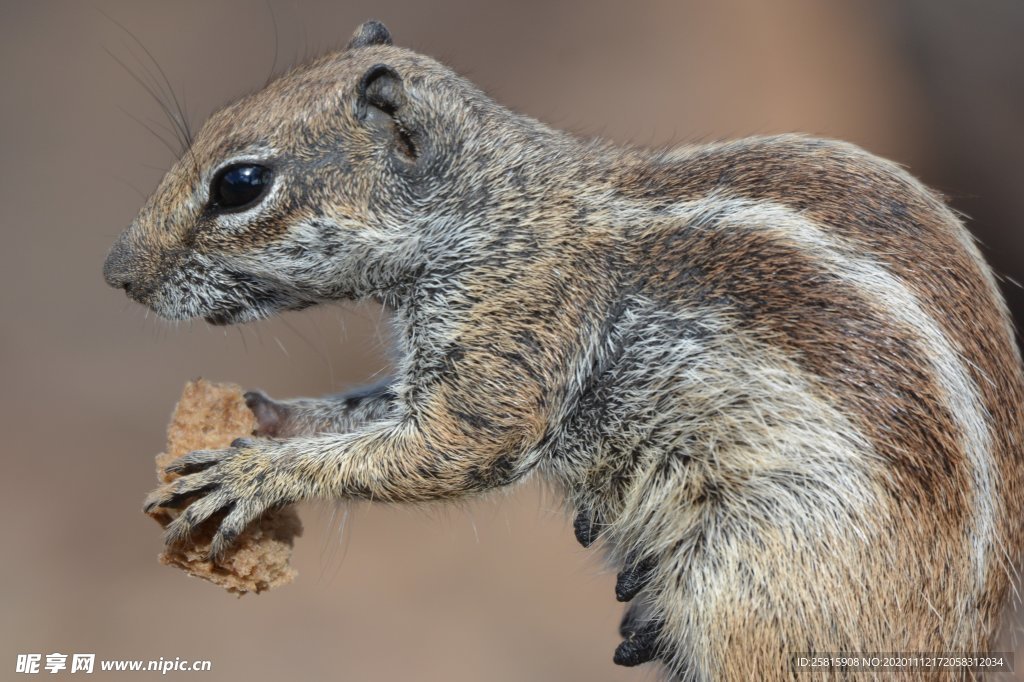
[244,390,291,437]
[143,440,293,560]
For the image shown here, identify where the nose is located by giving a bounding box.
[103,235,135,290]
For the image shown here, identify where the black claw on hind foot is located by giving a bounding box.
[616,554,656,602]
[614,618,662,667]
[573,509,602,548]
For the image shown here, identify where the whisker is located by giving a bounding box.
[249,322,266,347]
[104,47,188,154]
[292,0,309,66]
[280,314,333,376]
[236,326,249,354]
[116,38,187,147]
[98,9,203,181]
[115,103,182,160]
[110,174,148,200]
[308,312,336,389]
[274,336,290,358]
[264,0,281,87]
[99,10,192,143]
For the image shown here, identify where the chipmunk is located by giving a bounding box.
[103,20,1024,680]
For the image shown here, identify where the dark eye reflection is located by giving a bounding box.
[209,164,272,211]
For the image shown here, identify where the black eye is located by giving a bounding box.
[209,164,272,211]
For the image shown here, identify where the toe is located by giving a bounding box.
[164,449,226,476]
[573,509,602,548]
[244,390,286,437]
[208,500,258,561]
[614,619,662,667]
[163,492,231,545]
[145,466,223,513]
[616,554,657,602]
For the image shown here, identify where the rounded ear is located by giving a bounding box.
[347,20,393,50]
[357,64,406,117]
[356,64,418,160]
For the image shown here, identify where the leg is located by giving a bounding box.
[145,397,543,558]
[244,378,396,437]
[615,609,663,667]
[146,294,571,557]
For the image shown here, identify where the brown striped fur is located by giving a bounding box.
[104,21,1024,681]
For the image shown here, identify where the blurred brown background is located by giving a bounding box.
[1,1,1022,680]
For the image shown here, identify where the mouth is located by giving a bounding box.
[202,300,269,326]
[201,296,315,326]
[203,308,244,326]
[139,264,317,326]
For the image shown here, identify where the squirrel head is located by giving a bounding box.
[103,20,519,324]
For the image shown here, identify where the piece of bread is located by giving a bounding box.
[147,379,302,594]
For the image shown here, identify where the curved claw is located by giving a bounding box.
[163,491,233,545]
[143,472,221,513]
[573,509,601,548]
[208,500,260,561]
[616,554,657,602]
[164,449,228,476]
[145,439,288,558]
[614,618,663,667]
